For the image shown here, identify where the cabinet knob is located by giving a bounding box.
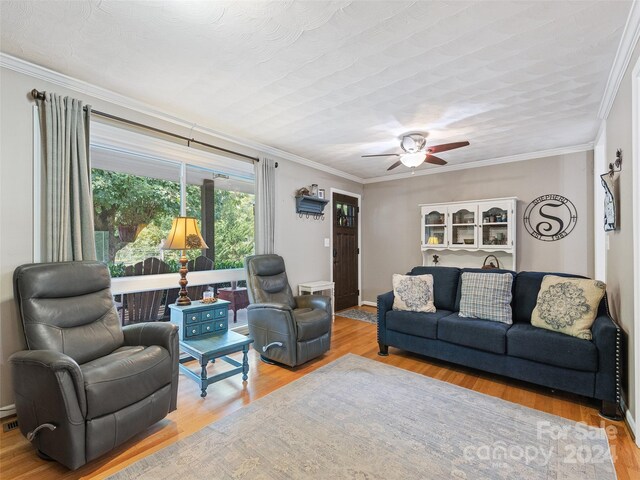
[192,329,196,334]
[191,316,197,320]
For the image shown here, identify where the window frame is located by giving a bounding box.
[34,119,255,294]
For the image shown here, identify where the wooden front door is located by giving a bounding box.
[333,192,359,311]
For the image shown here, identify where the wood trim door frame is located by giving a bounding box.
[329,188,362,307]
[632,54,640,448]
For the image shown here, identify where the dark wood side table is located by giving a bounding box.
[217,287,249,323]
[179,331,253,398]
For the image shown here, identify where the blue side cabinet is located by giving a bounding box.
[169,300,230,341]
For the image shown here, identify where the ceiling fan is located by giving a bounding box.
[362,133,470,171]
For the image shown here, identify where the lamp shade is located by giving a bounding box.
[400,152,425,168]
[163,217,208,250]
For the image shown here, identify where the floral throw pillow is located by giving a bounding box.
[392,274,436,313]
[531,276,606,340]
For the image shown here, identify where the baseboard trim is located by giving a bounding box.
[0,404,16,419]
[619,396,637,444]
[361,301,377,307]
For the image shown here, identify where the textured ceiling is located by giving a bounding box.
[0,1,633,179]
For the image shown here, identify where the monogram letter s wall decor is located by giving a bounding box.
[523,194,578,241]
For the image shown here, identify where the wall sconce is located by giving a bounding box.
[606,149,623,178]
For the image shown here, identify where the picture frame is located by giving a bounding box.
[318,188,325,199]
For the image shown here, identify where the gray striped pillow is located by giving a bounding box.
[459,272,513,324]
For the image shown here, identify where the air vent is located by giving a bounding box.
[3,419,19,432]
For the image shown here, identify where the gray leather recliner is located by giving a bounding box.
[10,261,179,470]
[245,254,332,367]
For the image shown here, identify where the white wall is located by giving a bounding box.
[603,39,640,425]
[361,151,594,302]
[0,65,361,410]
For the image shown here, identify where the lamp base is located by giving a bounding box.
[176,252,191,306]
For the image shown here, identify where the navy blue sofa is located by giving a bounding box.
[377,266,622,418]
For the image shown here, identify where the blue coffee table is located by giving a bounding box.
[179,330,254,397]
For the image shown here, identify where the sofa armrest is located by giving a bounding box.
[377,291,394,346]
[10,350,86,430]
[122,322,179,411]
[592,315,621,403]
[294,295,331,316]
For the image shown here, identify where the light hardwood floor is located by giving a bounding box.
[1,306,638,479]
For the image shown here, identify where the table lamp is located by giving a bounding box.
[163,217,208,306]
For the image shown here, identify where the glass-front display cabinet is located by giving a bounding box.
[421,207,447,247]
[478,201,513,249]
[449,206,477,248]
[419,198,517,270]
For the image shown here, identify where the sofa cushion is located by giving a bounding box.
[459,272,514,324]
[409,266,460,311]
[454,268,516,311]
[392,274,436,313]
[437,313,510,354]
[531,276,606,340]
[386,309,452,339]
[81,345,172,419]
[513,271,588,324]
[294,308,331,342]
[507,324,598,372]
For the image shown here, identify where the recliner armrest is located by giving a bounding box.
[294,295,331,315]
[10,349,86,421]
[247,302,293,312]
[122,322,179,411]
[122,321,178,353]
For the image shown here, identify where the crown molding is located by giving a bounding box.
[0,53,599,186]
[362,143,594,184]
[597,0,640,119]
[0,53,364,184]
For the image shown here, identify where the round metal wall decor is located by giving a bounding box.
[523,194,578,241]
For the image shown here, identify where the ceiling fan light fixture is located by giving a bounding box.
[400,134,426,153]
[400,152,425,168]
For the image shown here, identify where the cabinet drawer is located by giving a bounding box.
[214,319,227,331]
[186,312,201,324]
[185,324,201,338]
[202,310,216,321]
[201,322,216,335]
[215,308,226,319]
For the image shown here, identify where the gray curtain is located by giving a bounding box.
[38,93,96,261]
[255,155,276,254]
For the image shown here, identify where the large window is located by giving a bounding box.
[90,126,255,278]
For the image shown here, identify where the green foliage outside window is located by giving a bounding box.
[92,168,254,277]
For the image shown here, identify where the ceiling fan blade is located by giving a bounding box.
[424,154,447,166]
[426,141,470,154]
[362,153,401,158]
[387,160,403,171]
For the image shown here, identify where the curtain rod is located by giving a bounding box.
[29,88,276,166]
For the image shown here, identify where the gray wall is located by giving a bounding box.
[361,151,594,302]
[275,160,362,290]
[0,66,361,409]
[604,40,639,422]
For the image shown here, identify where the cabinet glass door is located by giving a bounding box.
[450,207,476,247]
[479,203,510,248]
[423,209,446,247]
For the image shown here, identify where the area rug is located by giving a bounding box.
[336,308,377,324]
[108,355,615,480]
